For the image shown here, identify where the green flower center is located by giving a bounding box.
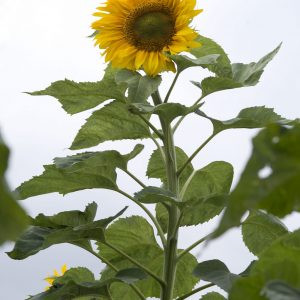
[124,5,175,51]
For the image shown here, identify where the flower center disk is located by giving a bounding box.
[125,6,175,52]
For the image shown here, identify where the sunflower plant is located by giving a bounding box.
[6,0,300,299]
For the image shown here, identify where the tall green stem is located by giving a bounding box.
[152,91,180,300]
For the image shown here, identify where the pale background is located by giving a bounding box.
[1,0,300,299]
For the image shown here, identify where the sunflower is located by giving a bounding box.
[44,264,67,290]
[92,0,203,76]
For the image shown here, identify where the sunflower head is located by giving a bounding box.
[44,264,67,290]
[92,0,203,76]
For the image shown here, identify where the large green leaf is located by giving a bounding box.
[197,106,294,134]
[98,216,199,299]
[242,210,288,257]
[0,134,28,245]
[17,146,143,199]
[28,65,125,114]
[169,54,220,73]
[71,101,151,150]
[193,44,281,97]
[229,230,300,300]
[262,280,300,300]
[201,292,226,300]
[215,124,300,239]
[7,204,127,259]
[190,35,232,77]
[115,69,161,104]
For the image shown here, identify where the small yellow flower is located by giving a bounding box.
[44,264,67,290]
[92,0,203,76]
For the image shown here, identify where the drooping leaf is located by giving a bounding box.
[242,210,288,256]
[0,134,28,245]
[17,146,143,199]
[193,44,281,97]
[197,106,294,134]
[229,230,300,300]
[7,205,127,259]
[193,260,239,292]
[169,54,220,73]
[190,35,232,77]
[215,124,300,239]
[98,216,199,299]
[115,268,148,284]
[262,280,300,300]
[115,69,161,104]
[134,186,178,205]
[201,292,226,300]
[27,65,125,114]
[71,101,151,150]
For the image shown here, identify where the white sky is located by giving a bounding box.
[1,0,300,299]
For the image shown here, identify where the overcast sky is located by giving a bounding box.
[1,0,300,299]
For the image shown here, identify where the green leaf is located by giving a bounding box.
[242,210,288,256]
[262,280,300,300]
[27,65,125,114]
[7,205,127,259]
[190,35,232,77]
[201,292,226,300]
[197,106,294,134]
[229,230,300,300]
[169,54,220,72]
[215,124,300,239]
[193,44,281,97]
[17,146,143,199]
[134,186,178,205]
[193,260,239,292]
[129,102,198,125]
[180,161,233,227]
[0,134,28,245]
[98,216,199,299]
[71,101,151,150]
[147,146,193,187]
[115,268,148,284]
[28,279,115,300]
[54,267,95,285]
[115,69,161,104]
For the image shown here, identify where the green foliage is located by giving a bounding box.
[262,280,300,300]
[115,268,148,284]
[242,210,288,256]
[27,267,114,300]
[192,44,281,97]
[129,102,198,125]
[215,124,300,238]
[229,230,300,300]
[115,69,162,104]
[191,35,233,77]
[193,259,253,292]
[98,216,199,299]
[169,54,220,73]
[201,292,226,300]
[71,101,151,150]
[0,134,28,245]
[28,65,125,114]
[198,106,293,134]
[7,203,127,259]
[17,146,143,199]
